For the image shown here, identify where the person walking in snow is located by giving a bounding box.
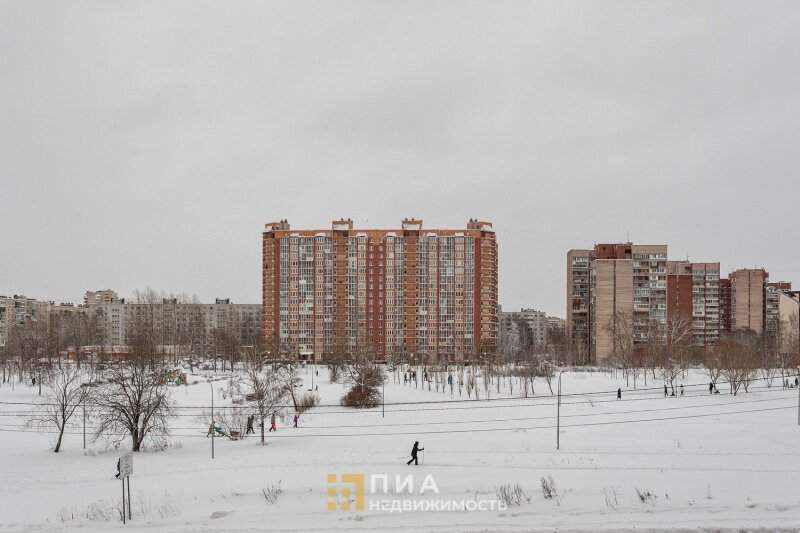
[246,415,254,435]
[293,414,299,428]
[617,387,622,400]
[407,441,424,466]
[680,384,684,396]
[269,412,277,432]
[709,382,714,394]
[664,385,668,397]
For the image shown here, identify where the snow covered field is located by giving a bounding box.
[2,367,800,532]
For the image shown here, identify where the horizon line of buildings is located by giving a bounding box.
[567,243,799,362]
[0,290,262,358]
[497,307,566,356]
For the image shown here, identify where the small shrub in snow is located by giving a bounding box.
[297,392,320,413]
[496,483,530,507]
[635,488,656,505]
[602,487,618,509]
[136,492,179,519]
[341,386,382,408]
[540,476,557,500]
[262,482,283,504]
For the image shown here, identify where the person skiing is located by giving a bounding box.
[269,412,277,432]
[293,414,299,428]
[616,387,622,400]
[407,441,424,465]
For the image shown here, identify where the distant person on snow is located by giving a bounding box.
[269,413,277,432]
[664,385,668,397]
[407,441,424,465]
[246,415,254,435]
[709,382,714,394]
[680,384,684,396]
[796,377,799,388]
[617,388,622,400]
[293,414,299,428]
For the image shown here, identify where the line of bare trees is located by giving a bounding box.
[604,311,800,394]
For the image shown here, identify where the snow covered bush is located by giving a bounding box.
[603,487,619,508]
[341,385,382,408]
[297,392,320,413]
[262,482,283,505]
[340,354,384,408]
[540,476,557,500]
[635,488,656,505]
[496,483,530,507]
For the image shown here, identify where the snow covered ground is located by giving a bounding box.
[2,367,800,532]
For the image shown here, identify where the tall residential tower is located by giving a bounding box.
[262,219,498,362]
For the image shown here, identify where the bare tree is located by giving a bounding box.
[660,315,693,395]
[31,365,88,452]
[718,330,759,395]
[93,362,172,451]
[605,311,637,387]
[246,364,290,445]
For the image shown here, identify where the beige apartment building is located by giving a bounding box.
[778,290,799,354]
[567,243,668,361]
[592,256,634,359]
[729,269,768,334]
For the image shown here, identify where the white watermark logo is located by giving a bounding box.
[326,473,507,513]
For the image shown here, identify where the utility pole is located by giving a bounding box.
[82,390,86,449]
[209,380,215,459]
[556,371,563,450]
[121,477,126,525]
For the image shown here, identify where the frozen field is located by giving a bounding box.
[1,367,799,532]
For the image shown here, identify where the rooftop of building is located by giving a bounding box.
[264,218,495,236]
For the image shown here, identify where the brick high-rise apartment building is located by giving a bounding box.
[666,261,720,346]
[262,218,498,362]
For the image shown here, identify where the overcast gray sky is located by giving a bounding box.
[2,1,799,316]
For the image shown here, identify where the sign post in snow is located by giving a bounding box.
[116,453,133,523]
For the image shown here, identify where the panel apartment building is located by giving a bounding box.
[721,270,792,348]
[566,243,721,361]
[262,218,498,362]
